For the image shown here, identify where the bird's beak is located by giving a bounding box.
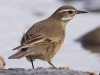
[77,10,88,14]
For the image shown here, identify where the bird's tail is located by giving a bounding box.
[8,50,28,59]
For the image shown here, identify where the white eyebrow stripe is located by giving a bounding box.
[59,10,68,13]
[59,9,75,13]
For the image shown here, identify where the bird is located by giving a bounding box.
[8,6,87,69]
[0,56,5,69]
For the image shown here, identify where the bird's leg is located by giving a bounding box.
[48,61,57,69]
[30,59,34,69]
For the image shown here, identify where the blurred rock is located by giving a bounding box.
[76,27,100,53]
[76,27,100,45]
[0,56,5,69]
[84,0,100,12]
[0,68,94,75]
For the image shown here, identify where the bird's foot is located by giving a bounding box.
[48,66,71,70]
[59,67,72,70]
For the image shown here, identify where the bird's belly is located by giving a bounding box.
[26,39,64,61]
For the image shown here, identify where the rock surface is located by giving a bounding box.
[0,68,93,75]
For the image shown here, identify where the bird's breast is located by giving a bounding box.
[44,25,65,42]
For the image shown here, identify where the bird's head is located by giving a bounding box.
[51,6,87,22]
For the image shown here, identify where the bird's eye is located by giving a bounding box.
[68,10,73,14]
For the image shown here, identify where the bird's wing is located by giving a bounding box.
[13,20,47,51]
[9,38,54,59]
[13,34,44,50]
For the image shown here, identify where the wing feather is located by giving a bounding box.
[13,35,44,50]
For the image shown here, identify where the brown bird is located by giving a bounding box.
[8,6,87,69]
[0,56,5,69]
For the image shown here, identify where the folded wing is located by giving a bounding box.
[13,34,44,50]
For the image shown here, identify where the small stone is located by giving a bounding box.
[0,56,5,69]
[89,72,96,75]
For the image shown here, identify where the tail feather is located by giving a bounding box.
[13,45,22,50]
[13,45,27,51]
[8,50,28,59]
